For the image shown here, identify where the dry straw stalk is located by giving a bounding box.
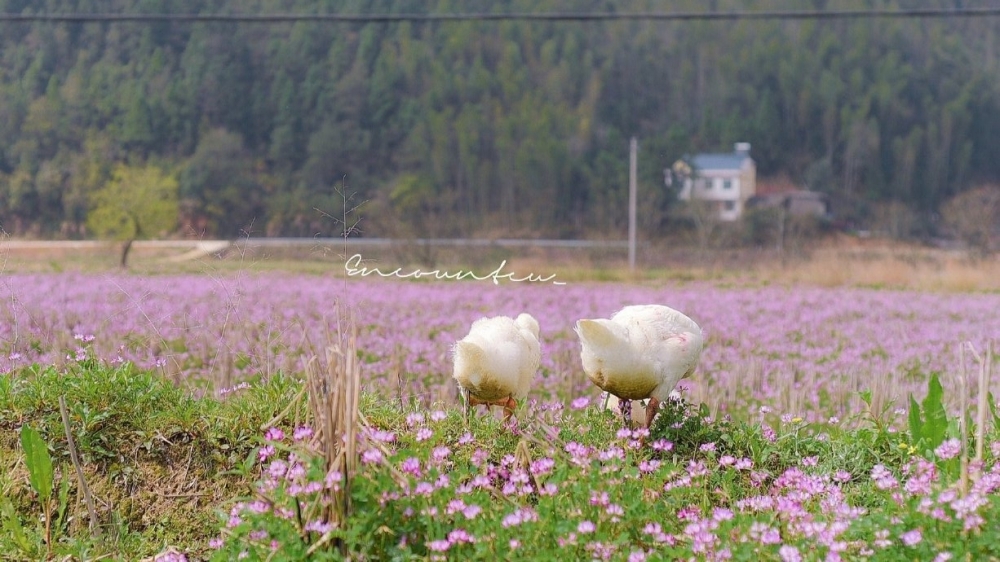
[306,322,361,529]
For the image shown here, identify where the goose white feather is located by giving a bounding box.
[576,304,703,428]
[453,313,540,419]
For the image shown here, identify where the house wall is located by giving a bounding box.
[673,145,756,221]
[681,171,745,221]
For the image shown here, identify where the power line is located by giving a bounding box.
[1,8,1000,24]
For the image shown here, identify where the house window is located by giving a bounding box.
[723,201,736,211]
[723,179,733,190]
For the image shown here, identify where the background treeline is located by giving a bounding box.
[1,0,999,241]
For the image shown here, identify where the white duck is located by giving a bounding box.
[576,305,703,429]
[453,313,541,421]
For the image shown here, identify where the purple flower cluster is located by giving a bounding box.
[3,274,997,421]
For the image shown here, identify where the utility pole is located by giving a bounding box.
[628,137,638,271]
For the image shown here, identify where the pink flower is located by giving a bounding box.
[427,539,450,552]
[638,459,661,474]
[712,507,734,522]
[369,429,396,443]
[778,545,801,562]
[871,464,898,490]
[264,427,285,441]
[304,520,333,534]
[651,439,673,452]
[432,446,451,462]
[447,528,475,544]
[324,470,342,490]
[501,508,538,527]
[761,425,778,442]
[934,438,961,460]
[687,460,708,477]
[267,460,287,479]
[900,529,922,547]
[415,428,433,441]
[258,445,275,462]
[578,520,596,533]
[571,396,590,409]
[400,457,422,477]
[531,457,555,475]
[361,449,383,464]
[470,448,488,466]
[293,426,313,441]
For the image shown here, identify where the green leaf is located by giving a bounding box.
[907,395,923,445]
[0,496,33,553]
[20,425,54,503]
[921,373,948,450]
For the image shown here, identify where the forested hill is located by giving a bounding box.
[1,0,999,240]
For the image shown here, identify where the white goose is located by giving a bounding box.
[576,304,703,429]
[453,313,540,421]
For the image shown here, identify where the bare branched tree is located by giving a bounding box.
[941,185,1000,258]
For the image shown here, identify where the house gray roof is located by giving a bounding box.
[690,152,750,171]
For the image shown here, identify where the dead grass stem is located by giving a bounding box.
[305,318,361,531]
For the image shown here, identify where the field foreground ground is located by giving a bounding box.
[1,269,999,560]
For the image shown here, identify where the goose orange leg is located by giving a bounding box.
[644,397,661,429]
[500,396,518,422]
[467,394,518,423]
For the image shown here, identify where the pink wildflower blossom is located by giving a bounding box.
[900,529,922,547]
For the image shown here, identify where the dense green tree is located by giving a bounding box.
[179,129,265,237]
[0,0,999,239]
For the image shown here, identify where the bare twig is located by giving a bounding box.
[958,345,969,496]
[58,395,99,537]
[975,341,992,463]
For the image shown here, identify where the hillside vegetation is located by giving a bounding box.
[1,0,999,240]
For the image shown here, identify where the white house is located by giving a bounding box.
[668,142,756,221]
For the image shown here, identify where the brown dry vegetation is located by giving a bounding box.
[1,235,998,292]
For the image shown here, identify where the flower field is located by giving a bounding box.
[2,272,998,419]
[3,271,1000,560]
